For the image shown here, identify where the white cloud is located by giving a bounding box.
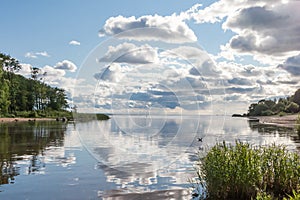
[76,1,300,113]
[41,65,66,78]
[99,42,158,64]
[99,15,197,43]
[54,60,77,72]
[25,51,50,58]
[94,63,123,82]
[17,63,32,76]
[69,40,81,46]
[24,52,37,59]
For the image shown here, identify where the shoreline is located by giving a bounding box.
[0,117,56,123]
[255,114,299,129]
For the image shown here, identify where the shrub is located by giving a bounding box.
[279,112,287,117]
[286,102,299,113]
[196,141,300,199]
[261,110,274,116]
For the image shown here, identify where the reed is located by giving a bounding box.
[196,141,300,199]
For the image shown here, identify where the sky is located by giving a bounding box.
[1,0,300,115]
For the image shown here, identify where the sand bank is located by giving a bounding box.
[0,118,55,123]
[256,114,299,128]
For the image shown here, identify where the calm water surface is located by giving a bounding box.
[0,116,299,200]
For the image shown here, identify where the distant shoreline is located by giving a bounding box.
[256,114,298,129]
[0,117,55,123]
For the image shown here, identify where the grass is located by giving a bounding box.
[195,141,300,199]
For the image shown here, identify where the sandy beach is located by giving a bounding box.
[0,117,55,123]
[256,114,299,128]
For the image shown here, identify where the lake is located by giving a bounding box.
[0,115,299,199]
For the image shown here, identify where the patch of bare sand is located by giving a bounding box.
[0,118,55,123]
[256,114,299,128]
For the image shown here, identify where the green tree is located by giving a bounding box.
[0,52,69,116]
[271,102,285,113]
[0,79,10,115]
[286,102,299,113]
[0,53,21,113]
[292,89,300,106]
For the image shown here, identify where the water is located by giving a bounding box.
[0,116,299,200]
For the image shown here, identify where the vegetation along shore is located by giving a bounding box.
[0,53,109,121]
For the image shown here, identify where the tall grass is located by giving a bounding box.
[196,141,300,199]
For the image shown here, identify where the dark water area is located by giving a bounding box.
[0,116,299,199]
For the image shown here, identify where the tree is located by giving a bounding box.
[0,53,21,113]
[271,102,285,113]
[292,89,300,106]
[0,79,10,115]
[286,102,299,113]
[0,53,70,116]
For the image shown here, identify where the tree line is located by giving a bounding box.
[0,53,69,117]
[247,88,300,116]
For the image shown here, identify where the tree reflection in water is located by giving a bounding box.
[248,121,300,151]
[0,121,67,185]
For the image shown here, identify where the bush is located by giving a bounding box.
[261,110,274,116]
[279,112,287,117]
[286,102,299,113]
[196,141,300,199]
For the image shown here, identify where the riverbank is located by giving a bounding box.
[256,114,299,128]
[0,117,55,123]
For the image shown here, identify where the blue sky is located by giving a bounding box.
[1,0,300,114]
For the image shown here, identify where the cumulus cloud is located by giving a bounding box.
[186,0,282,24]
[99,15,197,43]
[98,42,158,64]
[17,63,32,76]
[25,51,50,58]
[224,3,300,54]
[41,65,66,78]
[54,60,77,72]
[69,40,80,46]
[94,63,123,82]
[162,46,207,60]
[180,0,300,64]
[278,54,300,76]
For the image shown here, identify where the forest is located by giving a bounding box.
[0,53,70,118]
[247,88,300,116]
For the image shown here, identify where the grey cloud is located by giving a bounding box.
[189,67,201,76]
[225,95,241,101]
[229,34,256,52]
[192,60,220,77]
[225,2,300,55]
[226,87,257,94]
[228,78,252,86]
[226,6,288,30]
[278,54,300,76]
[94,64,122,82]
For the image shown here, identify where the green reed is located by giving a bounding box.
[196,141,300,199]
